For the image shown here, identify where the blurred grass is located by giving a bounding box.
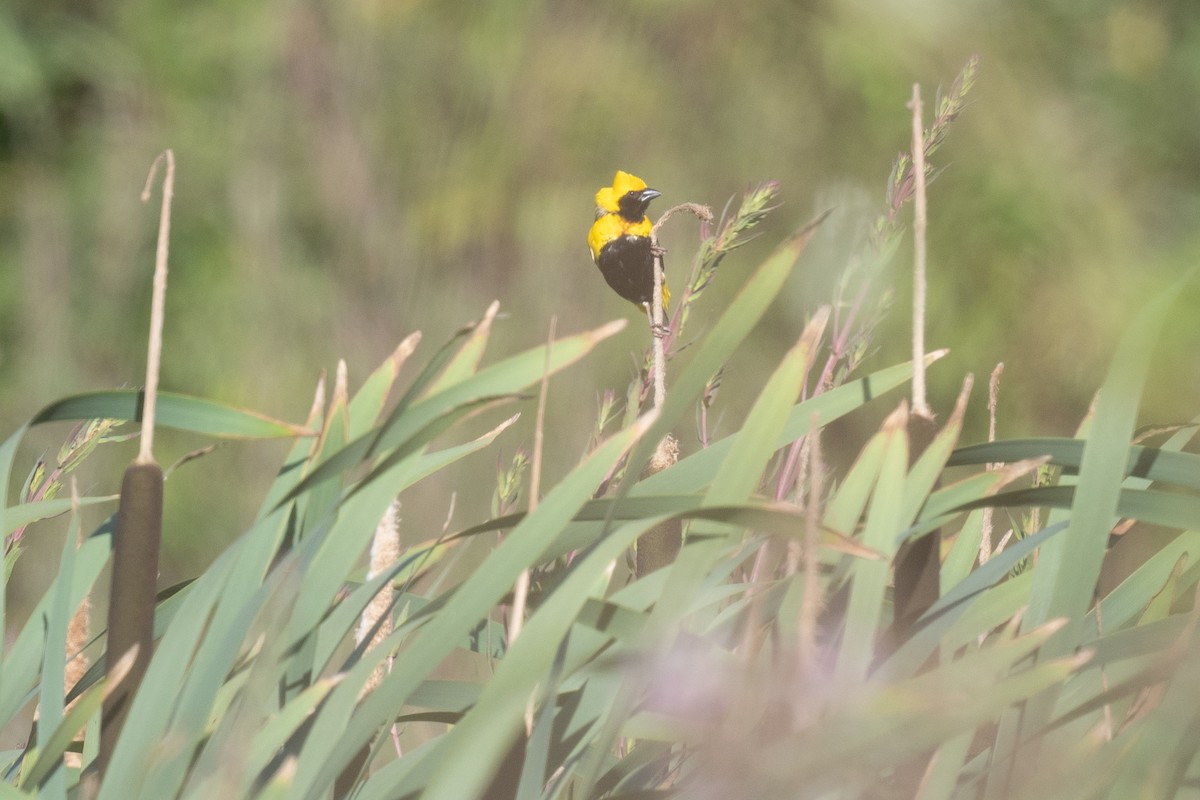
[2,239,1193,797]
[2,0,1199,600]
[1,24,1200,790]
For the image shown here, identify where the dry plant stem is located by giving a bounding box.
[742,309,831,645]
[782,278,872,501]
[799,414,823,678]
[816,277,872,391]
[782,272,879,497]
[747,434,810,587]
[512,317,556,737]
[980,362,1005,565]
[784,452,811,580]
[647,202,713,411]
[509,317,554,647]
[907,85,931,418]
[650,246,667,411]
[987,363,1004,444]
[138,149,175,464]
[776,436,807,506]
[653,202,712,234]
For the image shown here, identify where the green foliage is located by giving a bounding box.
[2,215,1198,798]
[4,51,1200,800]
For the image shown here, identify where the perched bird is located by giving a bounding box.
[587,171,667,310]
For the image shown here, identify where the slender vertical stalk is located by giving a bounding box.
[908,84,931,418]
[99,150,174,774]
[799,414,823,678]
[650,251,667,411]
[510,316,554,649]
[980,362,1005,564]
[137,151,175,464]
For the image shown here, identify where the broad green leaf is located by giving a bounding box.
[284,320,624,505]
[1081,614,1188,670]
[32,391,306,439]
[578,288,830,794]
[1102,633,1200,798]
[1084,531,1200,638]
[0,423,29,656]
[417,507,677,800]
[97,543,235,800]
[939,504,989,590]
[417,300,499,399]
[901,377,972,523]
[515,639,567,800]
[635,356,939,497]
[917,731,973,800]
[950,485,1200,538]
[95,509,298,799]
[352,739,439,800]
[1138,553,1187,625]
[313,539,452,674]
[459,497,880,569]
[707,307,829,505]
[759,628,1084,795]
[181,565,313,800]
[939,572,1033,656]
[950,438,1200,492]
[823,415,889,539]
[391,319,478,414]
[1019,277,1186,755]
[619,216,828,500]
[645,309,830,648]
[286,413,654,799]
[836,403,909,688]
[282,403,516,651]
[30,503,81,800]
[588,740,674,799]
[298,368,352,539]
[348,408,519,508]
[242,677,342,790]
[20,674,105,790]
[0,774,36,798]
[253,378,330,521]
[404,680,482,714]
[882,525,1065,680]
[347,333,421,439]
[0,528,110,731]
[2,496,117,537]
[929,523,1066,621]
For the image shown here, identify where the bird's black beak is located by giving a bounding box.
[639,188,662,203]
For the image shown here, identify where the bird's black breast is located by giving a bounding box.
[596,234,655,306]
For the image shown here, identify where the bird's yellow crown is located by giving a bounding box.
[594,170,649,213]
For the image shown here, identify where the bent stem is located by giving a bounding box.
[138,149,175,465]
[649,202,714,411]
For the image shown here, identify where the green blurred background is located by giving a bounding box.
[2,0,1198,593]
